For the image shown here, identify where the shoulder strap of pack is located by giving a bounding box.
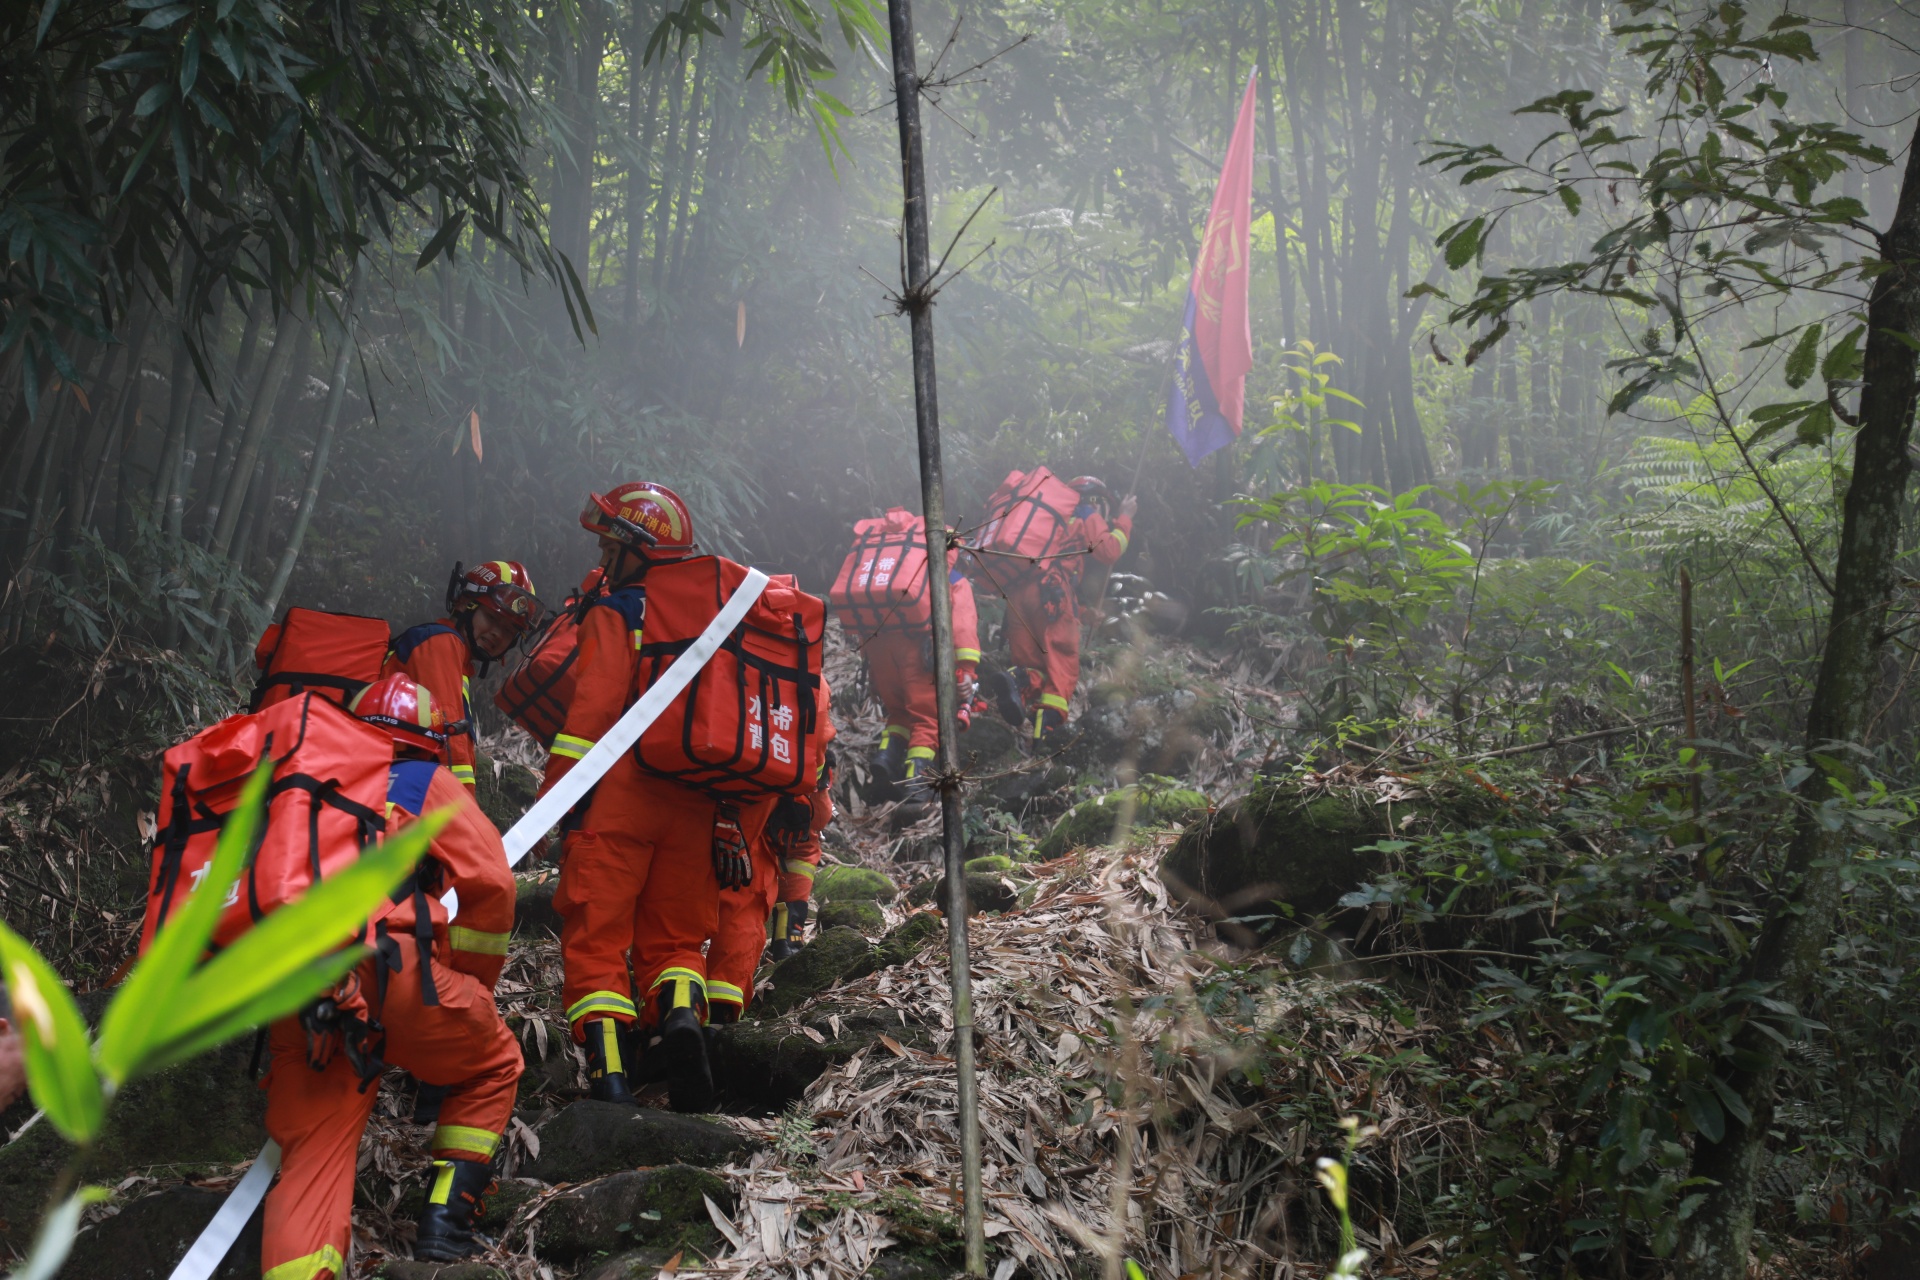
[389,622,460,665]
[594,584,647,630]
[386,759,438,817]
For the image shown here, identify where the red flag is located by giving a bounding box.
[1167,72,1258,464]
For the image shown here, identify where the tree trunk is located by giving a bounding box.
[208,316,304,559]
[625,6,666,331]
[197,290,269,540]
[1255,0,1295,349]
[1678,118,1920,1278]
[263,274,360,621]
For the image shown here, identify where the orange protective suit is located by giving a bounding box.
[541,586,775,1036]
[707,711,834,1017]
[1002,510,1130,735]
[385,621,478,788]
[260,762,520,1280]
[866,569,977,776]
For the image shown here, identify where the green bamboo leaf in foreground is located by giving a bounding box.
[0,924,102,1144]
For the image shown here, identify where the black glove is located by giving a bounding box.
[712,803,753,890]
[767,794,813,857]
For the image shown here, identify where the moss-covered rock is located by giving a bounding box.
[875,912,944,969]
[473,753,541,835]
[63,1186,260,1280]
[909,871,1020,915]
[817,899,885,933]
[581,1250,692,1280]
[963,854,1015,874]
[532,1166,729,1263]
[812,863,898,904]
[1161,774,1513,930]
[755,926,875,1015]
[378,1262,509,1280]
[1037,784,1209,860]
[515,874,563,937]
[710,1007,928,1113]
[524,1102,759,1183]
[0,1029,265,1253]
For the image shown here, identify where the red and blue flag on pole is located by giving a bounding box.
[1167,72,1258,467]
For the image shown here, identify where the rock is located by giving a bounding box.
[957,715,1018,769]
[532,1166,730,1263]
[1037,784,1209,860]
[482,1176,545,1228]
[812,864,897,904]
[755,926,874,1015]
[875,912,944,969]
[710,1008,927,1113]
[0,1030,265,1253]
[963,854,1014,873]
[473,753,541,835]
[524,1102,759,1183]
[817,900,885,933]
[1161,776,1512,933]
[581,1249,689,1280]
[911,872,1019,915]
[866,1253,962,1280]
[377,1262,509,1280]
[63,1185,261,1280]
[517,1034,581,1103]
[515,875,563,937]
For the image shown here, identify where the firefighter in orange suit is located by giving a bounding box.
[539,480,772,1113]
[261,675,520,1278]
[868,564,978,789]
[386,560,544,788]
[707,708,835,1019]
[1003,478,1136,744]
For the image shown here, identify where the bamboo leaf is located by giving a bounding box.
[0,923,101,1143]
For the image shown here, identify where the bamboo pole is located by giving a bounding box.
[882,0,985,1271]
[261,273,359,622]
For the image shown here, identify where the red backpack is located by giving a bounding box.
[251,608,391,711]
[140,695,396,956]
[495,569,605,745]
[629,556,828,798]
[828,508,933,639]
[971,466,1081,594]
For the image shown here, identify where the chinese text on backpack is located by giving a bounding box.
[828,509,932,639]
[251,608,391,711]
[630,556,827,798]
[971,466,1081,595]
[140,695,395,956]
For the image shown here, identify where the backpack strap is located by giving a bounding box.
[387,759,438,816]
[152,764,197,927]
[389,621,461,665]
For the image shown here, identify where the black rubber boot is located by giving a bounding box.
[658,1006,715,1113]
[414,1157,494,1262]
[583,1017,637,1105]
[766,899,808,962]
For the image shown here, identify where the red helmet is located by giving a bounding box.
[580,481,697,558]
[1068,476,1110,499]
[447,560,544,634]
[349,674,447,758]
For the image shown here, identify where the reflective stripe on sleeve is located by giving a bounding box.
[450,763,476,784]
[781,859,817,880]
[954,648,982,664]
[1110,528,1129,554]
[448,925,509,956]
[550,733,595,761]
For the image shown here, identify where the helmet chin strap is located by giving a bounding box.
[453,610,498,678]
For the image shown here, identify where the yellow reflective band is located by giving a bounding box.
[708,980,746,1006]
[782,860,817,880]
[450,764,476,784]
[598,1018,625,1074]
[432,1126,501,1159]
[955,648,981,664]
[1033,709,1045,739]
[906,746,936,760]
[567,991,637,1023]
[428,1159,457,1205]
[1040,693,1070,712]
[651,966,705,1011]
[880,725,907,747]
[264,1245,347,1280]
[1110,528,1129,554]
[769,902,789,940]
[632,628,644,649]
[551,733,595,761]
[449,926,509,956]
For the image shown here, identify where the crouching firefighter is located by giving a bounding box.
[263,674,521,1277]
[387,560,544,788]
[540,480,826,1112]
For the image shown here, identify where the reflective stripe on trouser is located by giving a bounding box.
[449,925,509,957]
[432,1124,502,1160]
[707,829,780,1015]
[263,942,519,1279]
[556,762,766,1035]
[903,746,936,778]
[263,1246,347,1280]
[866,630,940,752]
[1005,577,1083,716]
[567,989,639,1025]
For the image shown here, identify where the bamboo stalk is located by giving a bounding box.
[883,0,986,1270]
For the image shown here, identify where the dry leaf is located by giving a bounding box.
[657,1248,684,1277]
[801,1024,826,1044]
[736,299,747,347]
[469,408,483,462]
[878,1034,907,1058]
